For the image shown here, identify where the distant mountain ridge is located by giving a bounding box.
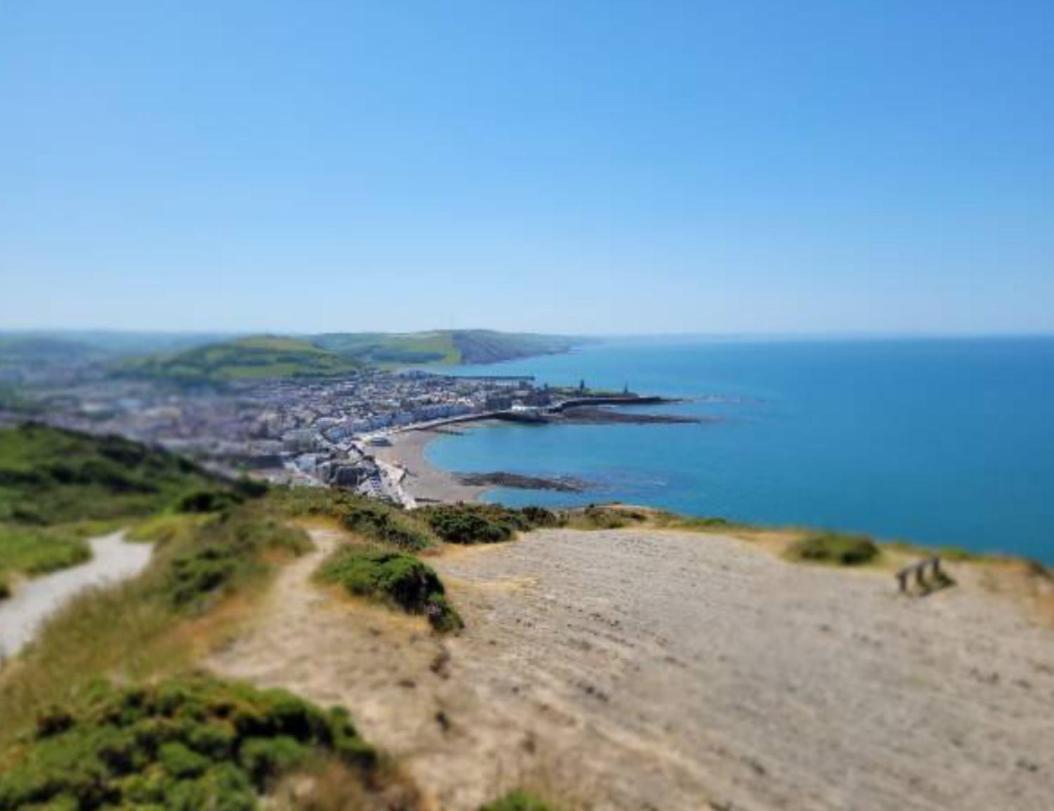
[88,329,582,384]
[0,329,582,385]
[312,329,577,366]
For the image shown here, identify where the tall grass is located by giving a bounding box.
[0,502,309,747]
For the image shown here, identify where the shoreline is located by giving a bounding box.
[366,422,1054,568]
[369,426,491,504]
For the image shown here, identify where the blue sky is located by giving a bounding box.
[1,1,1051,335]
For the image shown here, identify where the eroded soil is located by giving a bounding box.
[208,527,1054,811]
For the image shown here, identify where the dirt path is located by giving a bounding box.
[208,528,1054,811]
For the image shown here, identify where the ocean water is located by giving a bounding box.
[427,337,1054,561]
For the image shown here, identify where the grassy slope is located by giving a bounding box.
[0,423,221,590]
[117,335,362,383]
[0,432,577,809]
[313,329,577,366]
[0,431,420,808]
[106,330,578,379]
[312,331,461,366]
[450,330,576,364]
[0,499,310,738]
[0,495,413,809]
[0,674,381,811]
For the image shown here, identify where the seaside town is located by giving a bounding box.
[2,367,663,505]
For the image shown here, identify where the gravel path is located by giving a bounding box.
[208,527,1054,810]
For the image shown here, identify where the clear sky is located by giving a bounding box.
[1,1,1052,335]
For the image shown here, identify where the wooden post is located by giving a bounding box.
[896,569,909,593]
[915,563,927,589]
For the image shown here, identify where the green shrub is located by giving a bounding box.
[0,500,309,748]
[418,503,560,544]
[0,423,219,526]
[176,488,245,514]
[164,508,310,609]
[341,503,433,550]
[232,477,269,499]
[480,790,556,811]
[317,547,462,632]
[273,488,433,549]
[520,505,561,528]
[560,505,642,530]
[787,532,880,566]
[0,675,378,811]
[423,505,514,544]
[168,543,240,607]
[652,511,735,531]
[425,594,465,633]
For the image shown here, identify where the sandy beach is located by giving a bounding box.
[370,426,490,503]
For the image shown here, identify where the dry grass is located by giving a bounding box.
[0,506,307,748]
[0,580,178,748]
[269,755,424,811]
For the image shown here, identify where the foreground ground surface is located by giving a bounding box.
[208,526,1054,811]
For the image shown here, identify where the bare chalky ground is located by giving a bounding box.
[209,528,1054,810]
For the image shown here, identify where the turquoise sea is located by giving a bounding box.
[428,337,1054,562]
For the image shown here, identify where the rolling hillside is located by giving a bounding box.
[117,336,362,384]
[313,329,578,366]
[312,331,461,365]
[96,330,580,384]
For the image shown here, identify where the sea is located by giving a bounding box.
[427,337,1054,562]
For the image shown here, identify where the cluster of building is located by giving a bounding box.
[18,369,558,502]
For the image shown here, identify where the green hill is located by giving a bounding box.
[313,329,578,366]
[112,330,578,381]
[0,422,225,593]
[450,330,578,364]
[313,331,461,365]
[118,335,362,383]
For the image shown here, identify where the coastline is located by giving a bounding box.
[369,426,490,504]
[368,426,1053,572]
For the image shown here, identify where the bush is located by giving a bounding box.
[423,505,514,544]
[0,423,220,526]
[164,508,310,609]
[0,675,378,811]
[561,505,640,530]
[317,548,462,632]
[0,575,9,600]
[418,503,560,544]
[520,506,561,527]
[340,502,432,550]
[480,790,556,811]
[0,499,311,750]
[176,488,245,514]
[168,543,239,607]
[787,532,880,566]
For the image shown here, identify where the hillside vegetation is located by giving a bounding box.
[0,674,384,811]
[312,331,461,366]
[0,435,417,808]
[0,423,230,594]
[117,336,362,384]
[313,329,577,366]
[112,330,577,382]
[449,330,578,364]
